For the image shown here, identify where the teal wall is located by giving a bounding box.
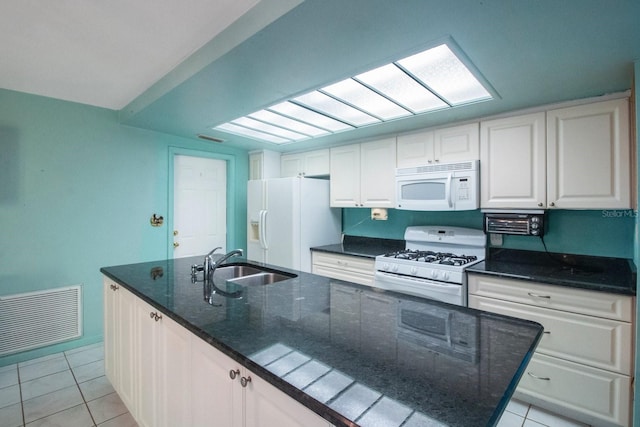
[343,208,636,259]
[0,89,249,366]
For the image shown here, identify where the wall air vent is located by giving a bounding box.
[197,134,225,143]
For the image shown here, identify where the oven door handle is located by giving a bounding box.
[445,312,453,346]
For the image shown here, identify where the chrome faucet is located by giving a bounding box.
[204,248,244,281]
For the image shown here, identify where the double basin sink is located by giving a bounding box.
[212,263,296,287]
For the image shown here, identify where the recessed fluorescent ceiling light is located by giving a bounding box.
[213,42,493,144]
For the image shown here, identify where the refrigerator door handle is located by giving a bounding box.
[259,210,268,250]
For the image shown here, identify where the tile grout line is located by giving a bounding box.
[63,350,98,427]
[16,364,25,427]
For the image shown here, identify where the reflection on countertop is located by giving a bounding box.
[101,255,542,427]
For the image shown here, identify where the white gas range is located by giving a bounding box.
[373,226,486,306]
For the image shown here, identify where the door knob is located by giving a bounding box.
[173,242,180,248]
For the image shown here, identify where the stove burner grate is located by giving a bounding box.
[383,250,478,266]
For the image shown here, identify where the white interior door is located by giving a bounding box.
[173,155,227,258]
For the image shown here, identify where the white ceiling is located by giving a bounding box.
[0,0,262,109]
[2,0,640,153]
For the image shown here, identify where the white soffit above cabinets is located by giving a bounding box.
[213,40,495,145]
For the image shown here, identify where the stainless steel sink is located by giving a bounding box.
[212,263,296,286]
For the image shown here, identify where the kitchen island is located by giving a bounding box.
[101,256,543,427]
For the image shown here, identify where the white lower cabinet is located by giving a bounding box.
[311,251,375,286]
[103,276,332,427]
[104,278,136,412]
[468,274,634,427]
[190,331,332,427]
[135,297,191,427]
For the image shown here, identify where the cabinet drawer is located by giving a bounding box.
[517,353,631,427]
[312,264,373,286]
[312,252,374,274]
[467,274,634,321]
[469,295,632,374]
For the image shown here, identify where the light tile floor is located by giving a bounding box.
[497,398,590,427]
[0,343,136,427]
[0,343,589,427]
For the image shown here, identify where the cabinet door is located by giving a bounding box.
[103,280,118,390]
[546,98,630,209]
[517,353,631,427]
[245,369,331,427]
[434,122,479,162]
[250,152,264,180]
[360,138,396,208]
[191,336,242,427]
[281,154,304,177]
[396,130,434,167]
[116,285,136,414]
[135,298,161,427]
[303,149,330,176]
[161,315,192,427]
[330,144,361,207]
[480,112,546,208]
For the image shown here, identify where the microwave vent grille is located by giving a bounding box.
[398,161,475,175]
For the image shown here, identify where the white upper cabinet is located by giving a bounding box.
[546,98,630,209]
[330,138,396,208]
[481,97,631,210]
[249,150,281,180]
[480,112,547,209]
[397,122,479,168]
[280,149,330,177]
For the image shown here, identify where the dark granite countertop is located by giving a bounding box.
[467,249,637,295]
[101,256,542,427]
[311,235,405,259]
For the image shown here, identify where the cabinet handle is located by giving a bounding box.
[229,369,240,380]
[527,372,550,381]
[543,331,551,334]
[150,312,162,321]
[240,376,252,387]
[527,292,551,299]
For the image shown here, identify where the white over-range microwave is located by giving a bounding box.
[395,160,479,211]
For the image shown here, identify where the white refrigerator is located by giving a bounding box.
[247,177,341,272]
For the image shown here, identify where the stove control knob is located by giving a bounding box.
[410,267,418,275]
[442,272,450,281]
[391,265,399,273]
[382,263,389,271]
[430,270,438,279]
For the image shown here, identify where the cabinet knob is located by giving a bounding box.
[149,312,162,321]
[110,284,119,291]
[549,202,555,207]
[229,369,240,380]
[240,376,252,387]
[173,242,180,248]
[538,203,543,207]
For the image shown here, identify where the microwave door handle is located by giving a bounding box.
[446,174,453,208]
